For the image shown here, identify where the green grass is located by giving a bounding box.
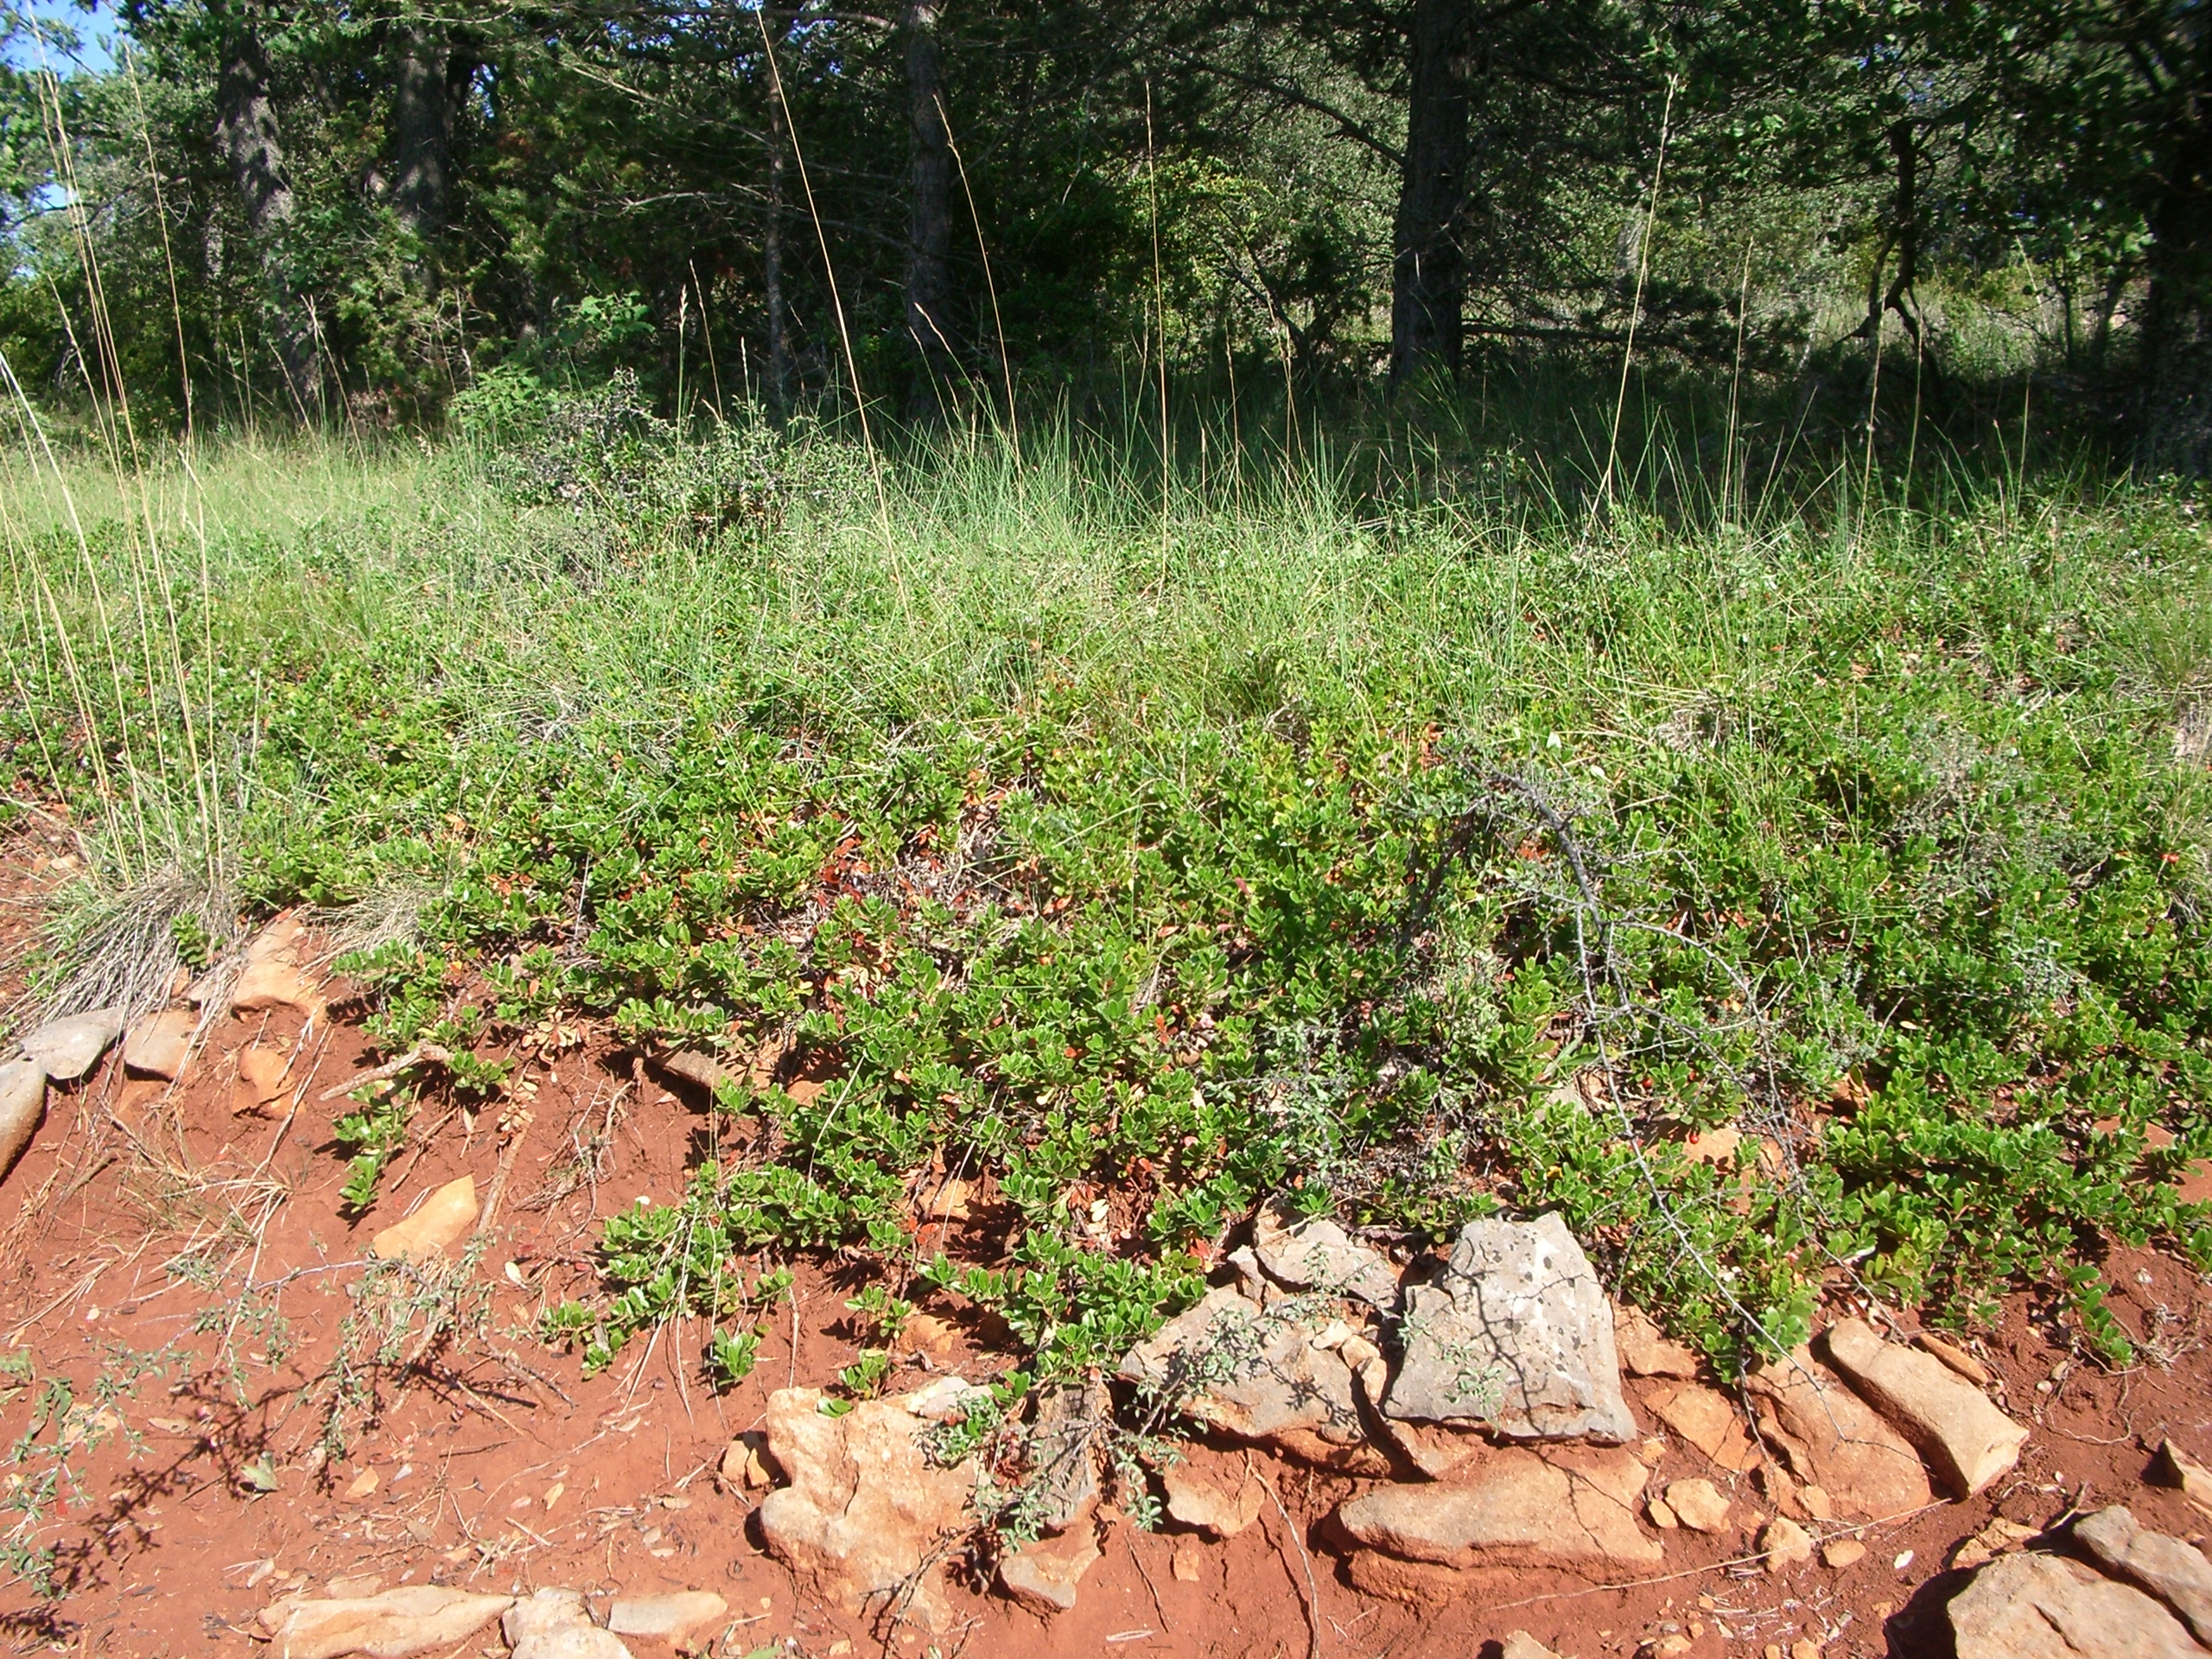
[4,383,2210,1395]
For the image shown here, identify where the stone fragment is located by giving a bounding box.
[2150,1440,2212,1516]
[1745,1348,1932,1519]
[1027,1382,1103,1534]
[237,1042,293,1110]
[1948,1548,2202,1659]
[1916,1331,1993,1386]
[232,913,327,1021]
[1118,1286,1376,1465]
[1345,1549,1469,1605]
[1823,1537,1866,1568]
[513,1633,632,1659]
[20,1007,124,1082]
[1613,1303,1700,1379]
[903,1374,989,1423]
[1643,1381,1756,1471]
[996,1524,1102,1614]
[1822,1319,2027,1496]
[503,1589,590,1647]
[1952,1515,2038,1572]
[606,1592,726,1645]
[257,1586,512,1659]
[370,1176,477,1262]
[1501,1635,1565,1659]
[123,1008,198,1078]
[2075,1506,2212,1647]
[1333,1446,1660,1571]
[1224,1246,1268,1301]
[1161,1455,1265,1539]
[1170,1536,1205,1583]
[720,1431,775,1492]
[756,1385,978,1630]
[1801,1484,1835,1521]
[1760,1516,1814,1573]
[1249,1197,1401,1310]
[0,1060,48,1183]
[1382,1213,1637,1443]
[1647,1497,1678,1529]
[1664,1478,1732,1534]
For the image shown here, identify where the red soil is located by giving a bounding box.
[1,906,2208,1658]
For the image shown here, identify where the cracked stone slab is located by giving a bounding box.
[1333,1446,1660,1571]
[1250,1197,1402,1311]
[1948,1548,2202,1659]
[2075,1506,2212,1648]
[1118,1286,1378,1466]
[1382,1212,1636,1442]
[1745,1346,1931,1518]
[1822,1318,2027,1496]
[20,1007,124,1082]
[755,1385,979,1630]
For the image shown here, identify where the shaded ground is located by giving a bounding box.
[2,888,2209,1658]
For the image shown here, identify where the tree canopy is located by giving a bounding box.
[0,0,2204,469]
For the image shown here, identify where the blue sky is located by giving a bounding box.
[5,0,115,73]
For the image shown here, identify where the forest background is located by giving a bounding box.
[0,0,2203,473]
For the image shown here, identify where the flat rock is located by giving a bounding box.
[504,1589,592,1646]
[1118,1287,1376,1465]
[232,913,327,1020]
[1614,1303,1700,1378]
[1250,1197,1401,1310]
[1027,1382,1104,1533]
[1643,1380,1756,1471]
[720,1430,775,1491]
[1161,1455,1265,1538]
[1333,1446,1661,1572]
[996,1523,1103,1614]
[1745,1347,1932,1518]
[606,1591,726,1643]
[512,1632,633,1659]
[1760,1515,1813,1573]
[505,1590,632,1659]
[1948,1549,2202,1659]
[2151,1440,2212,1517]
[1501,1635,1565,1659]
[1382,1213,1636,1443]
[1664,1477,1732,1533]
[123,1008,198,1078]
[2075,1506,2212,1646]
[1822,1318,2027,1495]
[371,1176,477,1262]
[0,1060,47,1183]
[756,1385,979,1630]
[258,1586,512,1659]
[21,1007,124,1081]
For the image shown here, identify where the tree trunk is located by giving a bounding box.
[2140,157,2212,476]
[393,18,453,250]
[214,12,322,419]
[766,90,791,416]
[902,0,957,409]
[1389,0,1471,386]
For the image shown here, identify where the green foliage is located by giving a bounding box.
[6,416,2211,1394]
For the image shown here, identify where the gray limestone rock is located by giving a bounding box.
[1250,1197,1402,1311]
[1382,1212,1636,1442]
[1947,1549,2202,1659]
[2075,1505,2212,1648]
[20,1007,124,1082]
